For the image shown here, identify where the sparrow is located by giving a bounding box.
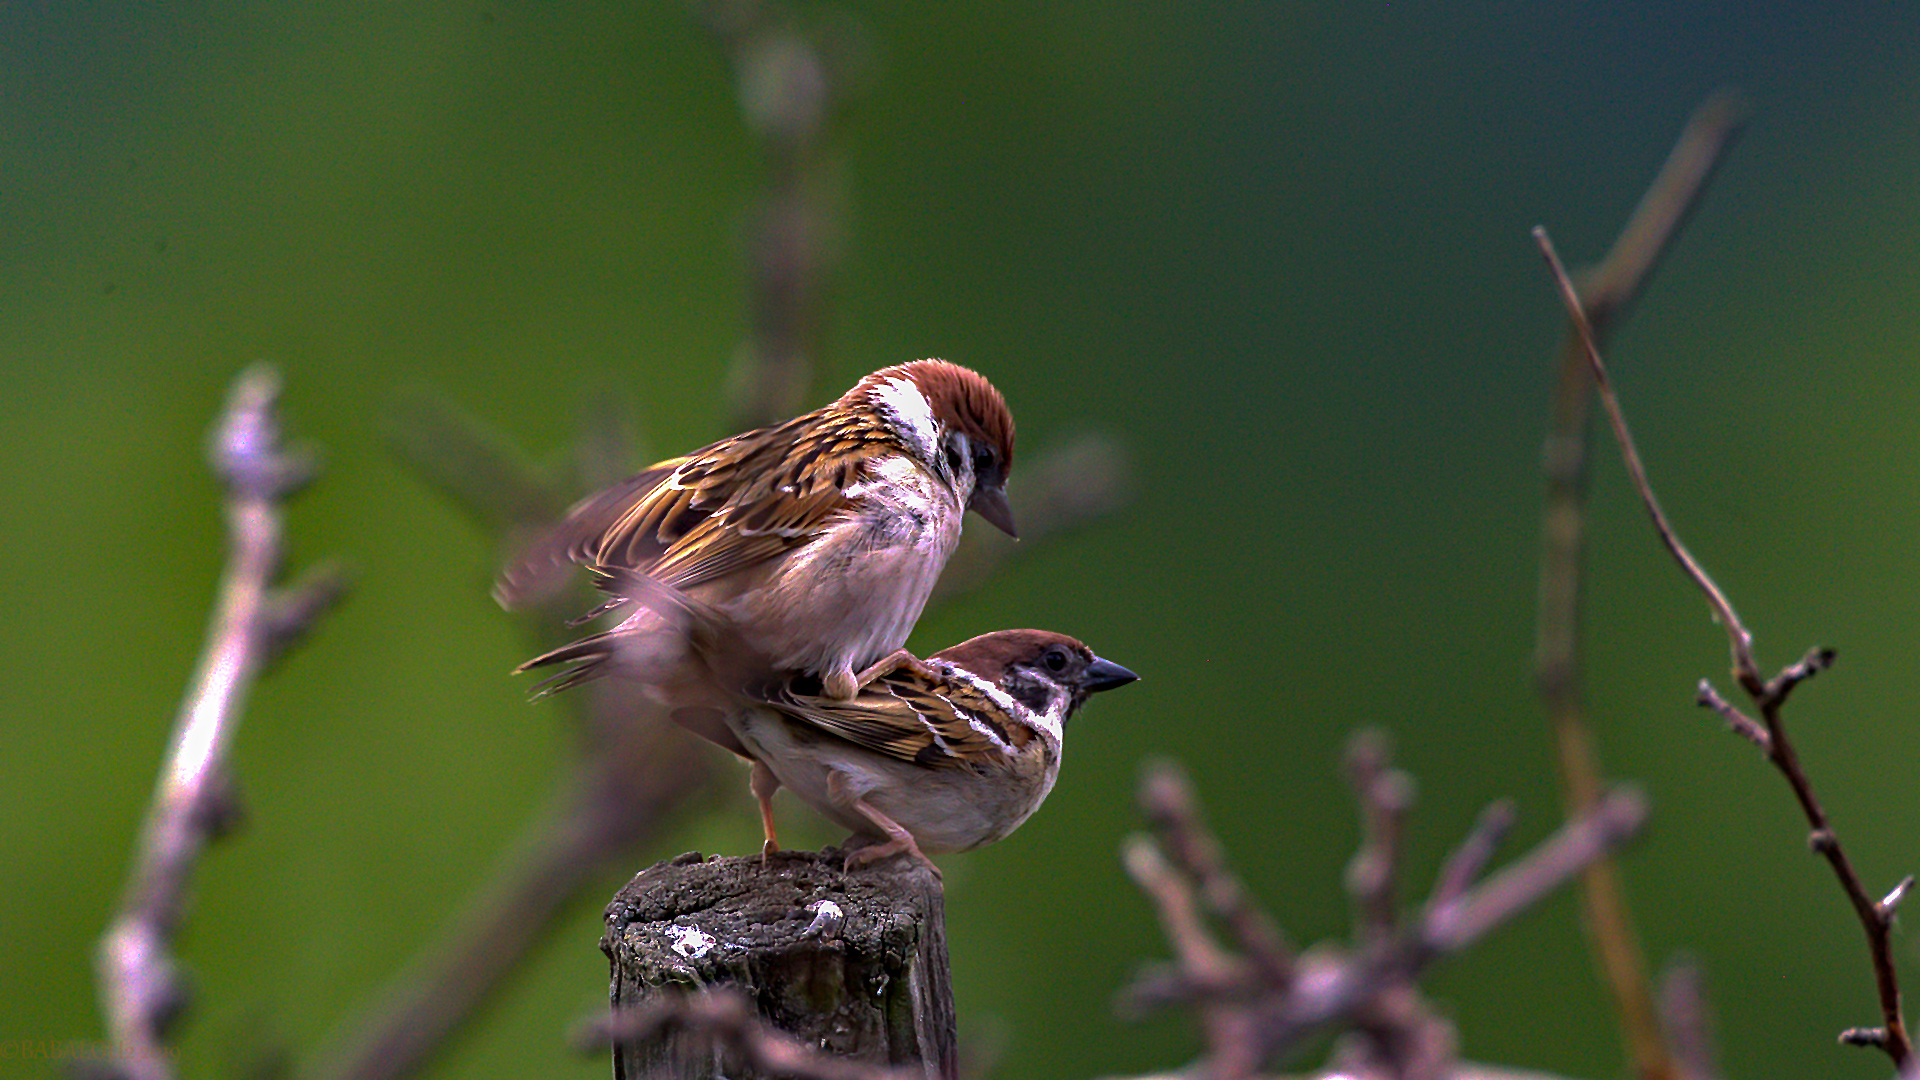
[496,360,1017,704]
[711,629,1139,874]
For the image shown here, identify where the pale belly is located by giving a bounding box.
[720,498,962,679]
[729,708,1060,853]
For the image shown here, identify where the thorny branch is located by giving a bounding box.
[1116,741,1648,1080]
[1534,228,1913,1071]
[1532,89,1745,1080]
[91,366,346,1080]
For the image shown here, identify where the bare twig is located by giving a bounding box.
[301,687,715,1080]
[1566,90,1747,335]
[1137,759,1297,986]
[1418,787,1647,956]
[1536,89,1748,713]
[1122,837,1243,994]
[1535,229,1752,674]
[1124,788,1272,1080]
[580,989,921,1080]
[1881,876,1915,919]
[1535,227,1913,1070]
[1119,833,1265,1080]
[1428,800,1516,909]
[1692,682,1769,752]
[1766,645,1836,709]
[1240,788,1647,1070]
[94,366,341,1080]
[1118,752,1647,1078]
[1344,731,1413,947]
[695,0,868,430]
[1657,959,1722,1080]
[1531,92,1745,1080]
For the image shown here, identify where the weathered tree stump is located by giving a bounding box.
[602,847,954,1079]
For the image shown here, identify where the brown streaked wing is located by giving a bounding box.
[493,459,685,608]
[774,672,1023,771]
[562,458,690,567]
[590,409,897,594]
[584,419,807,570]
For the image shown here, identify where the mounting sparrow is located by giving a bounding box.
[711,629,1138,873]
[496,360,1016,704]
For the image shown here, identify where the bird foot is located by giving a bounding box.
[841,832,942,879]
[828,650,936,699]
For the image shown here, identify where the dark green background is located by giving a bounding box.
[8,4,1919,1079]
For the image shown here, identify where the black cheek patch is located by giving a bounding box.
[1006,675,1052,716]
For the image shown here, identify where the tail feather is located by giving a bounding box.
[565,594,631,628]
[514,629,619,673]
[509,568,770,702]
[511,583,710,699]
[493,464,679,610]
[527,660,609,699]
[515,629,620,698]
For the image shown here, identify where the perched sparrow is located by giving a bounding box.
[496,360,1017,704]
[714,629,1139,873]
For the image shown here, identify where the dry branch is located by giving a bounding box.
[1531,89,1746,1080]
[90,366,345,1080]
[1116,739,1648,1079]
[1534,226,1912,1072]
[695,0,868,430]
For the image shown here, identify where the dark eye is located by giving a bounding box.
[971,444,997,476]
[944,438,965,472]
[1041,647,1070,673]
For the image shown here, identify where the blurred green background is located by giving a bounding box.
[7,3,1920,1079]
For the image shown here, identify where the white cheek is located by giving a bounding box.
[869,377,940,463]
[844,454,925,500]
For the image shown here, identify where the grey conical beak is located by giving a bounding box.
[969,482,1018,538]
[1083,656,1139,694]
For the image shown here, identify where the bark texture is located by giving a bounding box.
[603,847,954,1079]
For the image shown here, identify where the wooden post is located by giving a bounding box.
[602,848,955,1079]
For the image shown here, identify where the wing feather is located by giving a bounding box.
[497,405,898,609]
[772,670,1025,771]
